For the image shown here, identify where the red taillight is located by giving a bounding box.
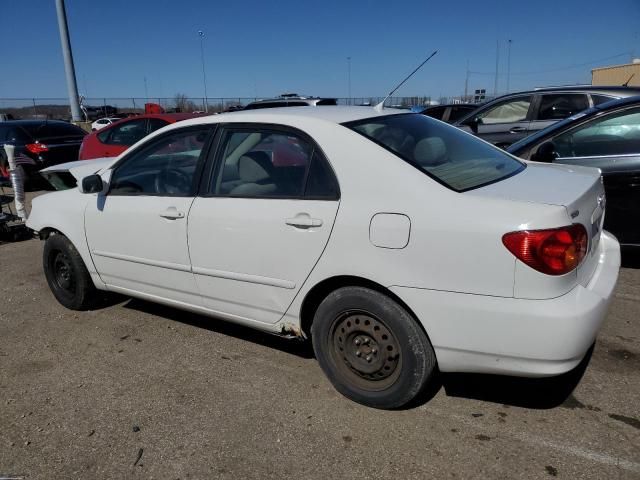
[26,143,49,154]
[502,224,588,276]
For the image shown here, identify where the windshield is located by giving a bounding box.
[345,113,525,192]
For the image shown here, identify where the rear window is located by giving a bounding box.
[21,122,86,138]
[345,113,525,192]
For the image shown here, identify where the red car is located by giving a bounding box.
[78,113,203,160]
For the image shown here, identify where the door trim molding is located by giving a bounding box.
[192,266,296,290]
[92,250,191,272]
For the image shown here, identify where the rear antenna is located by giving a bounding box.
[622,73,635,87]
[374,50,438,112]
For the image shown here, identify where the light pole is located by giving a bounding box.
[493,39,500,97]
[506,39,512,93]
[347,56,351,105]
[198,30,209,113]
[55,0,82,121]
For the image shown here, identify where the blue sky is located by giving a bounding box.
[2,0,639,100]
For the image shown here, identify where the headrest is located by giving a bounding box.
[413,137,447,167]
[238,151,273,183]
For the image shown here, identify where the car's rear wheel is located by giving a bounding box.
[311,286,436,409]
[43,234,99,310]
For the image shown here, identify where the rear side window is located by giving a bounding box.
[448,106,476,123]
[345,113,525,192]
[211,127,338,199]
[536,94,589,121]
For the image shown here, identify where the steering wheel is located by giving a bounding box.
[154,168,192,195]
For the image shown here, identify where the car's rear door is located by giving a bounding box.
[528,93,590,136]
[187,124,340,325]
[85,125,213,304]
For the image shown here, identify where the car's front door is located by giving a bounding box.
[188,124,340,325]
[473,95,533,147]
[85,125,213,304]
[96,118,148,158]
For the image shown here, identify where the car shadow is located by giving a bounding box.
[118,297,592,409]
[122,298,315,359]
[621,248,640,268]
[432,344,594,410]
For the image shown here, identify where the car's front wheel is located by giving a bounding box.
[311,286,437,409]
[43,234,99,310]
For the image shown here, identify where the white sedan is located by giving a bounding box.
[27,106,620,409]
[91,117,120,131]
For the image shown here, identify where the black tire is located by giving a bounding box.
[43,234,99,310]
[311,286,436,409]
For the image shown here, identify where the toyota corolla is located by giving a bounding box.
[27,107,620,409]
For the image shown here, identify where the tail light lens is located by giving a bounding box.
[502,224,588,276]
[26,143,49,154]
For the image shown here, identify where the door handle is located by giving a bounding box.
[159,207,185,219]
[509,127,527,133]
[285,215,323,229]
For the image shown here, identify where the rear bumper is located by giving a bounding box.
[390,231,621,377]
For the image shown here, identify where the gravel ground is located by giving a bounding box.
[0,194,639,479]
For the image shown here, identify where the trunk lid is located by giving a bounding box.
[472,162,606,287]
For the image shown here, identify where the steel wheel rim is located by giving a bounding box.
[329,310,402,391]
[52,250,75,294]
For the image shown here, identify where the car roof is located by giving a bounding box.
[507,95,640,154]
[177,106,406,128]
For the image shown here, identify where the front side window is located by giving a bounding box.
[553,107,640,158]
[536,94,589,121]
[211,128,338,199]
[478,96,532,124]
[109,127,210,196]
[99,119,147,145]
[346,113,525,192]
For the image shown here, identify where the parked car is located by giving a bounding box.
[28,107,619,409]
[91,117,120,131]
[419,103,480,124]
[508,95,640,249]
[243,94,337,110]
[0,120,86,185]
[455,86,640,148]
[79,113,204,160]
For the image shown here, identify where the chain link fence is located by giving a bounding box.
[0,95,491,120]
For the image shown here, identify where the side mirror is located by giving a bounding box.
[81,174,104,193]
[466,116,481,133]
[531,141,558,163]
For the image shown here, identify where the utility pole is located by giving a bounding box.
[347,56,352,105]
[493,39,500,97]
[506,39,512,93]
[143,76,148,99]
[198,30,209,113]
[464,59,469,100]
[55,0,82,121]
